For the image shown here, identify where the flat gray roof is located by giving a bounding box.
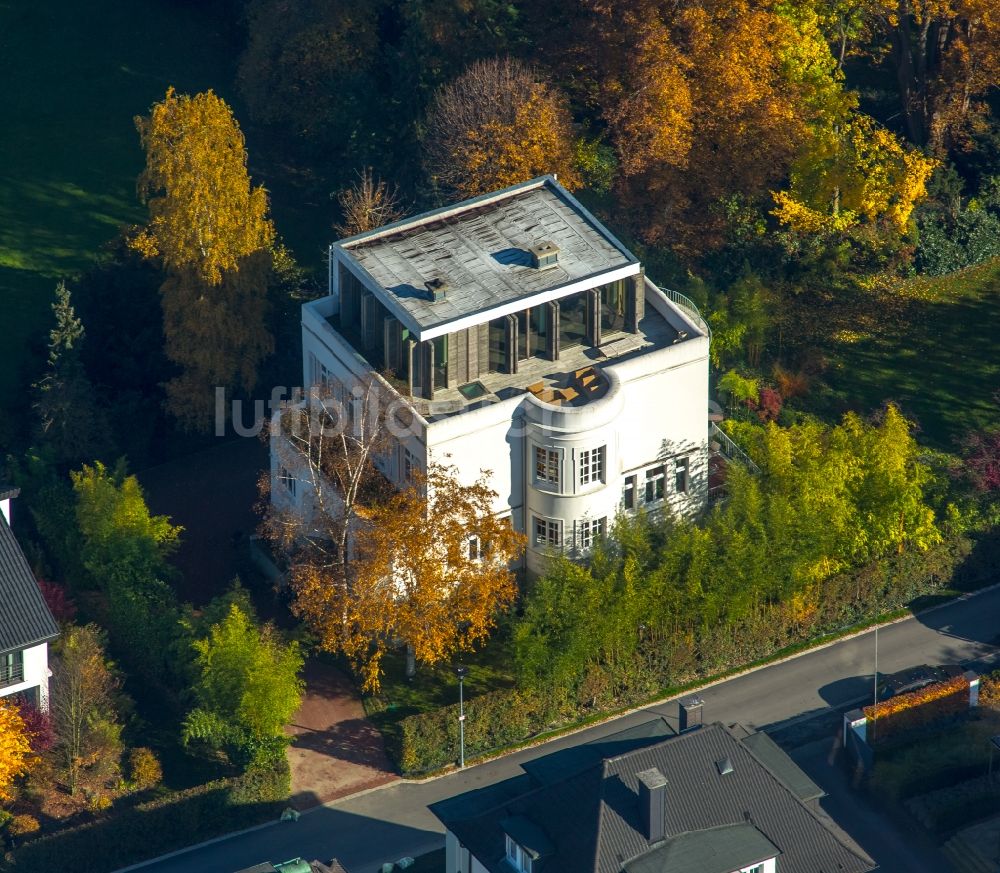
[336,176,637,337]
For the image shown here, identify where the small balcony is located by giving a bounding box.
[0,654,24,689]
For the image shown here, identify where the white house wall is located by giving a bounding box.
[283,281,710,577]
[0,642,50,711]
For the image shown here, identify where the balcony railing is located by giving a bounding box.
[657,285,712,340]
[0,660,24,689]
[710,422,761,475]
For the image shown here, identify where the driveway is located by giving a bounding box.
[287,659,397,809]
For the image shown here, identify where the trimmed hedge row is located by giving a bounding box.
[1,759,290,872]
[392,688,562,775]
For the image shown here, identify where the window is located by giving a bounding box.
[533,516,561,548]
[558,290,588,349]
[675,456,690,494]
[623,474,637,509]
[645,466,665,502]
[468,536,481,561]
[742,865,765,873]
[579,446,605,486]
[505,835,533,873]
[0,650,24,687]
[402,446,418,483]
[279,466,297,498]
[579,517,607,551]
[534,446,560,487]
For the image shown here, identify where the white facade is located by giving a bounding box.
[275,178,710,574]
[0,642,50,711]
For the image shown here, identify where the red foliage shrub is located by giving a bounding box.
[752,386,783,422]
[864,674,970,744]
[17,701,55,753]
[35,578,76,624]
[963,429,1000,493]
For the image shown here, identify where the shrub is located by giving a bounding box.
[126,747,162,791]
[864,675,970,745]
[6,815,39,839]
[0,758,289,872]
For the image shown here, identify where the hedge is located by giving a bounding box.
[0,758,290,872]
[392,688,564,775]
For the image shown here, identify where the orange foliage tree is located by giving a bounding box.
[134,88,276,428]
[290,462,525,691]
[423,57,581,198]
[0,699,34,802]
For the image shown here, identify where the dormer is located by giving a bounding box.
[502,816,553,873]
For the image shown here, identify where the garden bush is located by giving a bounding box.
[0,758,290,872]
[126,747,163,791]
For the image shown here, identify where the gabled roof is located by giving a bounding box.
[0,513,59,655]
[434,722,875,873]
[622,823,779,873]
[334,176,639,338]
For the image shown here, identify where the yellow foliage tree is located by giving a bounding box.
[134,88,276,427]
[290,463,526,691]
[424,57,581,198]
[0,699,33,802]
[773,115,937,233]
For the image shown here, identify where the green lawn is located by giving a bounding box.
[806,259,1000,449]
[0,1,331,433]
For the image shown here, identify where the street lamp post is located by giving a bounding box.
[455,664,469,768]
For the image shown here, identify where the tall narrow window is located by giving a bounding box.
[675,456,690,493]
[279,467,297,498]
[534,446,560,487]
[623,474,637,509]
[402,446,418,483]
[433,335,448,389]
[579,446,605,486]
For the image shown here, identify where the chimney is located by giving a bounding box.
[678,697,703,732]
[529,241,560,270]
[0,485,19,527]
[636,768,667,844]
[424,277,448,302]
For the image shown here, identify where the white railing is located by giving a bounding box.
[658,285,712,340]
[710,422,761,475]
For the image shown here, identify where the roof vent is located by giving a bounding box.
[424,277,448,302]
[529,241,560,270]
[716,756,734,776]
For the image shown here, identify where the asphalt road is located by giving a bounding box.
[129,585,1000,873]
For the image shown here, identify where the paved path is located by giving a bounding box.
[287,660,396,809]
[131,585,1000,873]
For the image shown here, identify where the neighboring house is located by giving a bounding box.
[0,487,59,712]
[274,176,711,575]
[431,707,877,873]
[235,859,349,873]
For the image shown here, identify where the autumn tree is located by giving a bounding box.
[333,168,405,237]
[264,373,396,593]
[134,88,275,428]
[773,114,937,233]
[182,602,303,768]
[49,625,124,796]
[864,0,1000,152]
[424,57,581,198]
[0,699,34,802]
[291,463,525,690]
[33,282,109,465]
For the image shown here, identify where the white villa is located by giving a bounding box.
[272,176,711,575]
[0,487,59,712]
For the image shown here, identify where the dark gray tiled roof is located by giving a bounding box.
[338,177,637,332]
[436,723,875,873]
[741,730,824,803]
[622,823,779,873]
[0,514,59,655]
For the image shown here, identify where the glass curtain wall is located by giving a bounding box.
[600,280,627,335]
